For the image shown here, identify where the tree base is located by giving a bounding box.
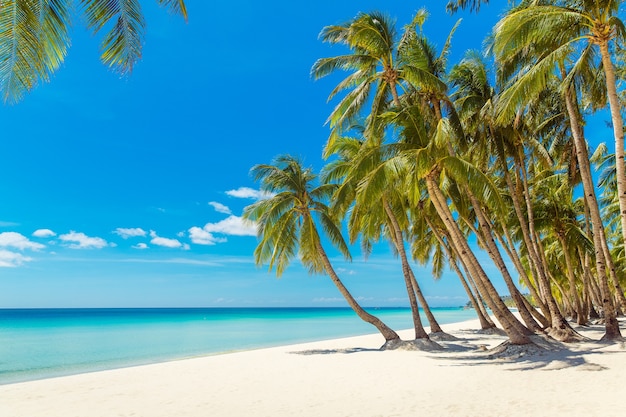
[475,327,507,336]
[547,327,587,343]
[381,338,443,351]
[429,331,459,341]
[484,334,559,359]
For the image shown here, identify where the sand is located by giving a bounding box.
[1,317,625,417]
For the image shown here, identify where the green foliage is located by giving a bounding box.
[0,0,187,103]
[243,155,351,277]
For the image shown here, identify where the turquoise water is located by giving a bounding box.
[0,307,479,385]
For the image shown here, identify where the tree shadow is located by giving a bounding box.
[433,334,623,371]
[290,347,380,355]
[289,331,625,373]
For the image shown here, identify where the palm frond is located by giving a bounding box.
[155,0,188,22]
[81,0,146,76]
[0,1,44,103]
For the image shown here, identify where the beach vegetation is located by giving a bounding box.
[243,155,401,345]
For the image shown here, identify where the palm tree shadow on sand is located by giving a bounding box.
[289,325,625,372]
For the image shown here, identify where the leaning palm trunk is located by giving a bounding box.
[425,174,531,344]
[597,223,626,313]
[556,234,585,323]
[463,196,544,333]
[383,201,430,339]
[313,230,400,343]
[494,232,550,328]
[426,218,495,330]
[564,87,621,340]
[516,154,566,327]
[493,135,551,321]
[383,200,444,333]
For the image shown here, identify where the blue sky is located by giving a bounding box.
[0,1,518,308]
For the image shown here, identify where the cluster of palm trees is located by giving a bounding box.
[244,1,626,347]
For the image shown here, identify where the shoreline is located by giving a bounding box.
[0,306,478,385]
[1,317,625,417]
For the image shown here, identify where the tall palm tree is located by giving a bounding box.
[311,10,446,140]
[0,0,187,103]
[322,133,432,340]
[243,155,401,345]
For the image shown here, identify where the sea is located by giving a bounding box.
[0,307,479,385]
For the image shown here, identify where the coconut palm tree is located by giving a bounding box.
[0,0,187,103]
[323,129,450,340]
[311,10,446,140]
[243,155,401,345]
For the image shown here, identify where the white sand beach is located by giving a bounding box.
[1,317,625,417]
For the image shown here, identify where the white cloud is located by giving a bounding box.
[133,243,149,250]
[203,215,257,236]
[0,250,32,267]
[188,227,227,246]
[208,201,232,214]
[59,231,109,249]
[188,215,256,246]
[114,228,146,239]
[0,232,45,251]
[32,229,56,238]
[149,231,184,248]
[225,187,272,200]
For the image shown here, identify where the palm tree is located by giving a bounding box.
[0,0,187,103]
[243,155,401,345]
[311,10,446,140]
[322,133,432,340]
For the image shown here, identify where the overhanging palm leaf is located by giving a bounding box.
[0,0,71,103]
[0,0,187,103]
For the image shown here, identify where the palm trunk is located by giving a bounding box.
[563,86,621,339]
[425,174,531,344]
[383,200,429,339]
[598,41,626,262]
[495,232,550,328]
[312,226,400,342]
[556,233,584,322]
[426,217,495,330]
[465,195,543,333]
[516,153,563,326]
[493,132,550,320]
